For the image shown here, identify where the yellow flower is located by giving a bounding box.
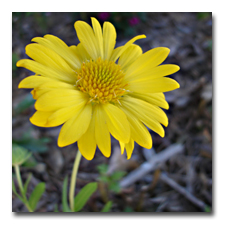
[17,17,180,160]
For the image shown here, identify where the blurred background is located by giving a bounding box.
[12,12,212,212]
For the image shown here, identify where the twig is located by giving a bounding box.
[160,172,207,211]
[120,144,184,188]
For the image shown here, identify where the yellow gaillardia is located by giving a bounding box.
[17,17,180,160]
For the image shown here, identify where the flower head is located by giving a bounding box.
[17,17,180,160]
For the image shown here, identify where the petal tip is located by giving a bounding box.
[127,155,131,160]
[91,17,97,22]
[162,47,170,55]
[160,131,165,138]
[18,80,23,89]
[31,37,37,42]
[101,150,111,158]
[139,34,146,39]
[34,101,39,111]
[164,102,169,110]
[29,116,38,127]
[164,121,169,127]
[16,60,23,67]
[57,138,66,148]
[74,20,84,29]
[84,155,95,161]
[126,150,132,160]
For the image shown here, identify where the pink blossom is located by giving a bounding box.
[129,17,140,26]
[98,12,110,21]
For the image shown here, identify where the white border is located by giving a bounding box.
[2,1,224,224]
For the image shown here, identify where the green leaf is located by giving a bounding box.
[12,144,32,166]
[111,171,126,181]
[97,164,108,174]
[22,155,38,168]
[124,206,134,212]
[74,182,98,212]
[99,175,110,183]
[109,182,121,193]
[28,182,45,211]
[62,176,71,212]
[24,173,32,195]
[101,201,112,212]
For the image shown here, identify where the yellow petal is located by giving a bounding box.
[119,141,125,155]
[93,105,111,157]
[19,75,76,91]
[35,89,87,111]
[31,88,48,100]
[110,34,146,62]
[128,92,169,110]
[40,35,81,69]
[125,64,180,83]
[125,47,170,78]
[18,75,52,89]
[30,111,54,127]
[128,77,180,93]
[91,17,104,59]
[17,59,75,84]
[25,43,75,76]
[120,106,152,149]
[39,80,76,90]
[102,103,130,143]
[118,44,142,71]
[109,46,122,61]
[32,35,81,70]
[70,43,91,63]
[120,97,165,137]
[122,95,168,127]
[102,21,116,60]
[58,103,92,147]
[78,118,96,160]
[125,139,134,160]
[74,20,98,60]
[47,101,86,127]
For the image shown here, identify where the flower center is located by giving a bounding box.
[75,57,127,104]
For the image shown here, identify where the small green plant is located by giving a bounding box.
[97,164,126,193]
[12,144,46,212]
[62,176,97,212]
[124,206,134,212]
[101,201,113,212]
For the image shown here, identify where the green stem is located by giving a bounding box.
[14,165,24,197]
[14,165,33,212]
[69,150,82,211]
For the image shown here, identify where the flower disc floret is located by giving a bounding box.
[75,57,126,104]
